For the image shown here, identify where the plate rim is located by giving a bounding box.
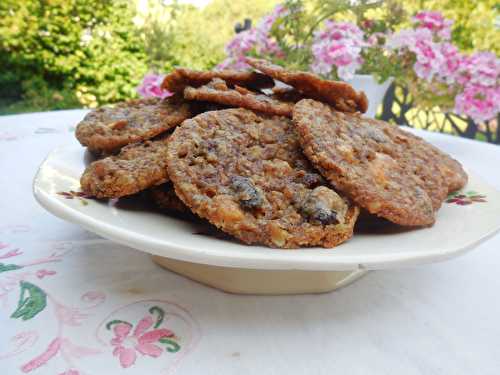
[33,146,500,271]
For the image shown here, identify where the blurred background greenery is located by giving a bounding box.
[0,0,498,115]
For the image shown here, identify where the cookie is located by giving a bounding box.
[270,85,305,103]
[166,108,359,248]
[293,99,453,226]
[81,137,170,199]
[397,130,467,193]
[75,95,192,154]
[161,68,274,93]
[184,78,293,117]
[246,57,368,113]
[149,183,190,214]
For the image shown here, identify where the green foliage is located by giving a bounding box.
[0,0,497,115]
[0,0,277,112]
[21,76,80,112]
[74,1,148,107]
[135,1,181,72]
[0,0,147,110]
[137,0,280,70]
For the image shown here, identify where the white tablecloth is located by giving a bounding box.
[1,110,500,375]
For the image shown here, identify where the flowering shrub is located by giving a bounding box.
[218,1,397,82]
[217,3,499,124]
[388,11,500,123]
[311,21,366,80]
[218,4,288,70]
[412,11,453,40]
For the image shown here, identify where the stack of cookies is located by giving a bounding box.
[75,58,467,249]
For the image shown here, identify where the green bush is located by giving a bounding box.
[0,0,277,112]
[0,0,148,110]
[0,77,79,115]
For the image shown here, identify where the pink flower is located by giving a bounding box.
[311,21,366,80]
[413,38,445,81]
[387,28,433,51]
[256,4,288,36]
[36,269,56,279]
[437,43,463,84]
[413,11,454,40]
[217,4,288,70]
[454,84,500,123]
[388,28,454,83]
[137,74,172,99]
[217,56,250,71]
[110,315,174,368]
[457,51,500,87]
[225,28,258,57]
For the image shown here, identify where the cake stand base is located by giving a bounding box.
[151,255,368,295]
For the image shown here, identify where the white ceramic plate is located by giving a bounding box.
[33,145,500,271]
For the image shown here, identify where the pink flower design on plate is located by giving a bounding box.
[36,269,56,279]
[111,315,174,368]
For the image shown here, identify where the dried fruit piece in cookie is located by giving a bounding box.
[293,99,449,226]
[149,183,190,214]
[81,137,170,199]
[75,95,192,154]
[166,108,359,248]
[184,78,293,117]
[246,57,368,113]
[161,68,274,93]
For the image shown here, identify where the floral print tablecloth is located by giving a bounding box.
[2,110,500,375]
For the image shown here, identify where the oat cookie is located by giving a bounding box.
[246,58,368,113]
[293,99,454,226]
[397,130,467,193]
[75,96,192,154]
[184,78,293,117]
[166,108,359,248]
[81,137,170,199]
[149,183,190,214]
[269,85,305,103]
[161,68,274,93]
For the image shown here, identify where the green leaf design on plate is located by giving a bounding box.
[149,306,165,328]
[159,337,181,353]
[0,263,22,273]
[106,319,133,330]
[10,281,47,321]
